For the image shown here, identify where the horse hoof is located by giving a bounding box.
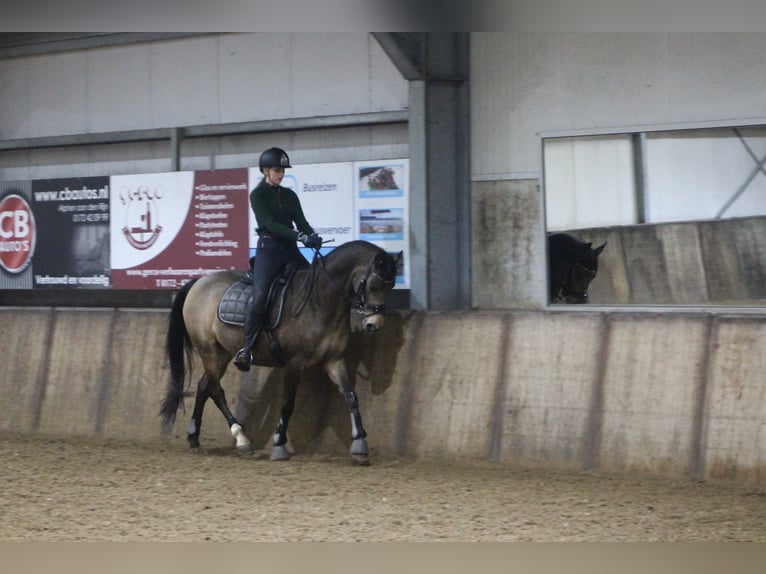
[271,445,291,461]
[350,438,369,457]
[351,454,370,466]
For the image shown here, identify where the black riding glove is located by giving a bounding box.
[299,232,323,249]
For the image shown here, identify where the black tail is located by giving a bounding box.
[160,278,199,425]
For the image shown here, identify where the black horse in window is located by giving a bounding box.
[548,232,606,304]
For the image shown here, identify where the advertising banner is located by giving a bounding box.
[0,181,34,289]
[0,158,409,292]
[249,162,355,260]
[110,169,250,289]
[354,160,409,287]
[31,176,110,289]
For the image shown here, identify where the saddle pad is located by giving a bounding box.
[218,281,251,326]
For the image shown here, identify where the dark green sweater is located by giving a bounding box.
[250,179,314,241]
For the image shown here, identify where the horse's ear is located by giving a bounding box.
[391,250,403,274]
[594,242,607,255]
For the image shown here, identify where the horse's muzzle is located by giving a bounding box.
[561,292,588,304]
[362,314,385,332]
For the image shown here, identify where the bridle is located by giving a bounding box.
[556,262,596,302]
[294,248,394,318]
[353,256,395,317]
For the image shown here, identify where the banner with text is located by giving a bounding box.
[0,159,409,291]
[31,176,111,289]
[354,160,409,287]
[250,162,355,260]
[110,169,249,289]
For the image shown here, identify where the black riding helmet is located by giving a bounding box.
[259,147,292,169]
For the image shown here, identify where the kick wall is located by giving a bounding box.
[1,307,764,488]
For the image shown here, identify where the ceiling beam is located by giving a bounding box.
[0,33,213,59]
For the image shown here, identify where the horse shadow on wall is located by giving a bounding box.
[235,311,410,455]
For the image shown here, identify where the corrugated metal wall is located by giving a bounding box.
[0,33,409,180]
[471,33,766,179]
[1,33,407,139]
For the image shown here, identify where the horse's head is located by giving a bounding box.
[353,249,402,332]
[549,233,606,304]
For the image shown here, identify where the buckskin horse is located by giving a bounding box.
[160,240,402,464]
[548,232,606,303]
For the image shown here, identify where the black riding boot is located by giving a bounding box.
[233,305,263,372]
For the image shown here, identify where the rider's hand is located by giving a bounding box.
[303,232,323,249]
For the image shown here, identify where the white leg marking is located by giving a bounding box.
[230,423,250,449]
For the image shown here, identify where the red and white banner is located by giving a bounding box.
[110,169,250,289]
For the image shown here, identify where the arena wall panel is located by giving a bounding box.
[703,317,766,485]
[499,311,604,470]
[2,306,765,488]
[0,308,52,433]
[36,308,115,436]
[597,314,708,479]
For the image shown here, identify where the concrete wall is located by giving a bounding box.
[562,215,766,305]
[3,306,765,488]
[470,33,766,310]
[472,179,546,309]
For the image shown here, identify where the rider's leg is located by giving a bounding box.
[233,237,285,371]
[233,273,269,371]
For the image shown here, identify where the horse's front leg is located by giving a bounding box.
[326,359,369,464]
[271,369,300,461]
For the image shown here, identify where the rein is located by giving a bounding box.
[292,247,392,318]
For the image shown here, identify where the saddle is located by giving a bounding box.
[217,261,306,365]
[218,261,305,327]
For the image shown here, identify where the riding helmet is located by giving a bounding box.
[259,147,291,169]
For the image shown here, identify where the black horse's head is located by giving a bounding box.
[350,246,403,333]
[548,233,606,304]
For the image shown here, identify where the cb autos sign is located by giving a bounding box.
[0,192,36,276]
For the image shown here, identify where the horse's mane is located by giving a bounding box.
[321,240,396,282]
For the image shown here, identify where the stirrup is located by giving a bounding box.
[233,348,252,372]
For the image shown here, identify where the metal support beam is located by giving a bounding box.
[407,33,471,311]
[371,33,423,80]
[170,128,183,172]
[632,132,648,224]
[0,110,408,152]
[0,33,213,60]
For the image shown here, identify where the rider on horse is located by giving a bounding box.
[233,147,323,371]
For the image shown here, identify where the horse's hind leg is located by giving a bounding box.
[195,348,251,452]
[326,359,369,464]
[206,376,251,452]
[270,369,300,461]
[187,374,209,450]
